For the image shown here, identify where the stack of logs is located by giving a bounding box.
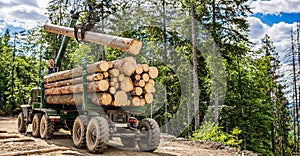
[43,57,158,107]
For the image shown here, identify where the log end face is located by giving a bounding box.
[126,40,142,55]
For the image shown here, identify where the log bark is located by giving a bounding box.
[148,67,158,79]
[44,80,109,95]
[44,24,142,55]
[45,93,112,105]
[44,73,103,89]
[44,61,109,83]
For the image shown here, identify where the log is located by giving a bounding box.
[103,71,109,78]
[112,77,118,83]
[44,80,109,95]
[142,64,150,72]
[113,57,137,76]
[113,82,119,89]
[132,96,141,106]
[135,64,143,74]
[109,68,120,77]
[44,24,142,55]
[110,82,115,87]
[44,61,109,83]
[133,74,141,80]
[131,87,143,96]
[97,80,109,91]
[148,79,155,85]
[144,82,155,93]
[44,73,103,89]
[109,87,116,94]
[134,80,145,87]
[89,93,112,105]
[120,77,134,92]
[142,73,150,82]
[45,93,112,105]
[148,67,159,79]
[144,93,153,104]
[118,74,125,82]
[108,61,114,69]
[140,99,146,106]
[114,91,128,106]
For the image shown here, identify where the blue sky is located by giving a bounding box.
[252,13,300,26]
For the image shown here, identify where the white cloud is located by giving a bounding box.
[249,0,300,14]
[0,0,50,31]
[248,16,297,53]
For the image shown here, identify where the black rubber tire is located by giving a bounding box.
[32,113,42,137]
[137,118,160,152]
[40,114,54,139]
[86,116,109,154]
[121,136,137,148]
[17,112,26,133]
[72,115,89,149]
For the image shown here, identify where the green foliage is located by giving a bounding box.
[192,122,242,148]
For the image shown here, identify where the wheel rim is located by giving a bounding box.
[75,126,81,141]
[33,121,37,132]
[140,126,149,140]
[41,121,45,133]
[18,118,21,129]
[90,127,97,145]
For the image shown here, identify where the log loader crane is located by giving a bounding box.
[16,0,160,153]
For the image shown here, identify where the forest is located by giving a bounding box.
[0,0,299,155]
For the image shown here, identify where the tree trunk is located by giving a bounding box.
[191,2,200,130]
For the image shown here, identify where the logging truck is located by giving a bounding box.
[16,19,160,154]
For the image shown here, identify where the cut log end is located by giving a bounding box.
[149,67,158,79]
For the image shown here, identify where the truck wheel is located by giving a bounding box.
[121,136,137,148]
[17,112,26,133]
[72,115,89,149]
[40,114,54,139]
[32,113,42,137]
[137,118,160,152]
[86,117,109,153]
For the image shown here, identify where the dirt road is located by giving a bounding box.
[0,117,256,156]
